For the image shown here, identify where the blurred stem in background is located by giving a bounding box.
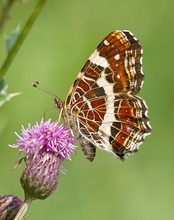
[0,0,16,34]
[0,0,47,82]
[0,1,48,219]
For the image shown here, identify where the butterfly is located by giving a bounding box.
[55,30,152,162]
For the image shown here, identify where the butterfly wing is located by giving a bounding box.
[74,93,151,159]
[64,30,151,161]
[66,31,143,107]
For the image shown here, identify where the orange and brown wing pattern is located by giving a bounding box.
[66,31,143,107]
[70,93,151,160]
[64,30,151,161]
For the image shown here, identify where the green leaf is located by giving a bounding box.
[0,77,6,91]
[0,80,21,107]
[6,26,20,52]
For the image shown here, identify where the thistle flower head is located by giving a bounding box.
[12,119,76,161]
[11,119,76,200]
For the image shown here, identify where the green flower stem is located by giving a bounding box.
[0,0,47,81]
[0,0,17,33]
[14,198,32,220]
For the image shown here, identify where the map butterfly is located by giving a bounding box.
[56,30,152,162]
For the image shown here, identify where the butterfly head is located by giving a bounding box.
[54,97,64,110]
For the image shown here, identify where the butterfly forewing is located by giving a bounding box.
[63,30,152,161]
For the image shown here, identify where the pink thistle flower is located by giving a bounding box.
[11,119,77,200]
[12,119,76,161]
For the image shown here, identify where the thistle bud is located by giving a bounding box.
[0,195,22,220]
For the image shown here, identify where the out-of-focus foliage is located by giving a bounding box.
[6,26,20,52]
[0,78,20,107]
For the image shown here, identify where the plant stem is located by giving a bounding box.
[14,198,32,220]
[0,0,17,34]
[0,0,47,81]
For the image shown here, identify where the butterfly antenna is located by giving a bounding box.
[32,80,63,102]
[33,80,64,116]
[33,80,55,96]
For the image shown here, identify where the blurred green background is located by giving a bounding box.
[0,0,173,219]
